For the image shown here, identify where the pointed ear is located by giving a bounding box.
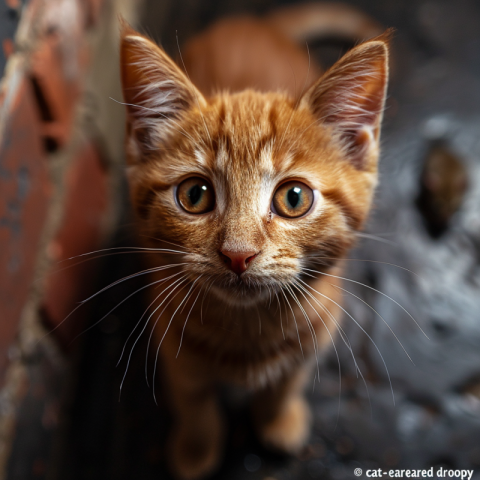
[119,20,206,162]
[300,30,391,170]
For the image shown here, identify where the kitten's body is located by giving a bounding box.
[120,8,389,480]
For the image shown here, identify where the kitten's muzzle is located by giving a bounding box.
[219,249,259,276]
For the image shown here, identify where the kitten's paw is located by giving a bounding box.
[257,397,311,454]
[168,429,221,480]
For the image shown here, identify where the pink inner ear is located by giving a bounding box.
[120,31,206,158]
[341,127,374,169]
[302,37,389,169]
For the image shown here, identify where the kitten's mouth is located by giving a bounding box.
[210,274,272,306]
[224,273,260,290]
[205,273,281,307]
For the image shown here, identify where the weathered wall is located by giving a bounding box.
[0,0,141,477]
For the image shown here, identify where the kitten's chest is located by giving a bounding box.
[153,280,340,389]
[174,315,307,388]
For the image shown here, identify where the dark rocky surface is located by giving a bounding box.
[7,0,480,479]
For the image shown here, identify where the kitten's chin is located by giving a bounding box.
[209,282,271,308]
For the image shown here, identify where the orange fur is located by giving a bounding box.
[120,12,389,480]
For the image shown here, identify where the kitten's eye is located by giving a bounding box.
[272,181,314,218]
[177,177,215,214]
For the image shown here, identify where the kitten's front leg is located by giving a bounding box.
[163,352,224,480]
[252,362,313,454]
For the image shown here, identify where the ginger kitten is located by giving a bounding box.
[119,12,389,480]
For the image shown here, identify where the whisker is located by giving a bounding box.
[200,277,215,325]
[285,284,321,387]
[266,284,273,309]
[299,277,395,406]
[293,280,357,372]
[298,41,312,104]
[303,268,429,340]
[355,232,398,247]
[39,263,186,344]
[275,40,312,156]
[280,287,304,358]
[64,246,188,260]
[153,276,201,405]
[308,256,420,278]
[175,32,214,152]
[118,275,188,397]
[143,277,190,386]
[73,271,182,346]
[139,236,189,252]
[274,291,285,340]
[255,303,263,335]
[293,279,375,423]
[37,249,187,285]
[330,282,414,365]
[176,277,207,358]
[116,271,185,366]
[82,263,187,304]
[110,97,197,144]
[292,281,346,424]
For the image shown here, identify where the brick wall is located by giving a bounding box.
[0,0,140,476]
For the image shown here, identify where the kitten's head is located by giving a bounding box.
[119,23,389,306]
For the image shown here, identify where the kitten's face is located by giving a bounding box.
[120,25,389,306]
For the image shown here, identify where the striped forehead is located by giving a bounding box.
[185,94,320,213]
[209,136,276,215]
[208,94,293,171]
[213,135,276,173]
[199,99,281,214]
[178,92,322,182]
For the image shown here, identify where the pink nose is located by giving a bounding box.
[220,250,258,275]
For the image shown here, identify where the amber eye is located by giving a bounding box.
[272,181,314,218]
[176,177,215,214]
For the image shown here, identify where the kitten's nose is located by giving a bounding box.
[220,250,258,276]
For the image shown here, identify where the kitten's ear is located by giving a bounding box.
[119,20,205,162]
[300,31,391,170]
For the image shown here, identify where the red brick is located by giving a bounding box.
[0,76,51,388]
[29,34,85,150]
[2,38,14,60]
[40,142,109,347]
[85,0,106,28]
[5,0,21,8]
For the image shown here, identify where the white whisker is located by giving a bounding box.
[275,291,286,340]
[331,282,414,365]
[153,276,202,404]
[303,268,429,339]
[119,275,188,397]
[116,271,185,366]
[285,284,321,386]
[299,277,395,405]
[309,256,420,278]
[175,33,214,151]
[176,277,207,358]
[280,287,304,358]
[110,97,198,144]
[39,263,186,346]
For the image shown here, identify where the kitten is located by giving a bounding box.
[119,10,389,480]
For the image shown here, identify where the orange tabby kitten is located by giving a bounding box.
[119,10,389,480]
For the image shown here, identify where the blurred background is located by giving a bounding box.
[1,0,480,479]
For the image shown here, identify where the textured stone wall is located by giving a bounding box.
[0,0,140,477]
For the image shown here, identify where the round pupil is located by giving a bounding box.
[287,187,302,208]
[188,184,206,205]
